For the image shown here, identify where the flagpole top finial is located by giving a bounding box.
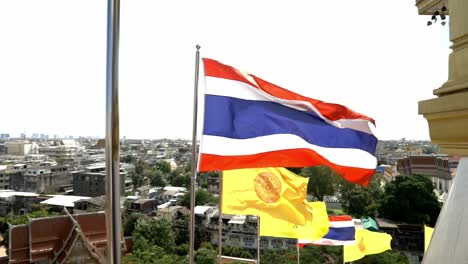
[196,44,201,50]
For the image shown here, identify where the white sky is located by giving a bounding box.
[0,0,450,140]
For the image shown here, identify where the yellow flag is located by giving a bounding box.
[344,229,392,262]
[223,167,309,225]
[260,201,329,240]
[424,226,434,252]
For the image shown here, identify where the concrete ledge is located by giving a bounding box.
[419,91,468,156]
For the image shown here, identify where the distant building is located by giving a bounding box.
[128,198,159,214]
[5,164,27,191]
[39,139,80,164]
[18,165,72,193]
[123,139,144,145]
[0,190,39,216]
[375,218,424,263]
[92,139,106,149]
[72,163,126,197]
[397,155,458,192]
[0,143,6,155]
[6,141,38,156]
[207,175,220,195]
[192,205,296,251]
[156,205,188,220]
[73,196,106,213]
[0,166,10,190]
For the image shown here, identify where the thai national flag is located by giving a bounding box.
[298,215,356,247]
[199,58,378,185]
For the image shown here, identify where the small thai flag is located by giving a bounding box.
[298,215,356,247]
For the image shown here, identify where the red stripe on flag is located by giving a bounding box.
[329,215,353,222]
[199,149,375,186]
[202,58,375,125]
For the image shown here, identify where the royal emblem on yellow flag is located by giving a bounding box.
[343,228,392,262]
[223,167,310,226]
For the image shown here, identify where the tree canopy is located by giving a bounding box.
[133,216,176,253]
[353,251,408,264]
[147,168,167,187]
[339,175,383,218]
[300,166,339,201]
[180,189,218,208]
[379,174,441,225]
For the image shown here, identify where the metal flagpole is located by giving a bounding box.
[105,0,121,262]
[218,172,223,264]
[297,240,300,264]
[257,215,261,264]
[189,45,201,264]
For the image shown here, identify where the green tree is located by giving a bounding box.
[168,167,188,186]
[222,246,253,259]
[175,243,189,256]
[157,160,172,174]
[123,244,188,264]
[174,215,190,245]
[122,212,145,236]
[339,175,383,217]
[135,159,145,175]
[173,175,190,188]
[353,251,408,264]
[199,242,214,250]
[133,217,176,253]
[260,249,296,264]
[197,171,219,189]
[379,175,441,225]
[180,189,218,208]
[195,247,217,264]
[300,245,343,264]
[131,159,146,188]
[300,166,339,201]
[127,243,166,264]
[147,169,167,187]
[184,163,192,173]
[131,173,144,189]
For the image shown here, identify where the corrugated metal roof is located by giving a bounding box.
[40,195,90,207]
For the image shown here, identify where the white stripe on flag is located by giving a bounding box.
[329,221,355,228]
[299,239,356,246]
[201,134,377,169]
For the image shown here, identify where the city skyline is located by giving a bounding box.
[0,131,437,142]
[1,0,450,140]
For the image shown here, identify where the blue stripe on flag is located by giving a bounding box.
[203,95,377,154]
[323,226,356,241]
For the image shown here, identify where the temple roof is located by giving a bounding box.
[9,211,128,264]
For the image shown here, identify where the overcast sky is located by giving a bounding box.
[0,0,450,140]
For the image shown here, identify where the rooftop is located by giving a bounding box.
[8,211,129,264]
[40,195,91,207]
[0,190,38,199]
[194,205,216,215]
